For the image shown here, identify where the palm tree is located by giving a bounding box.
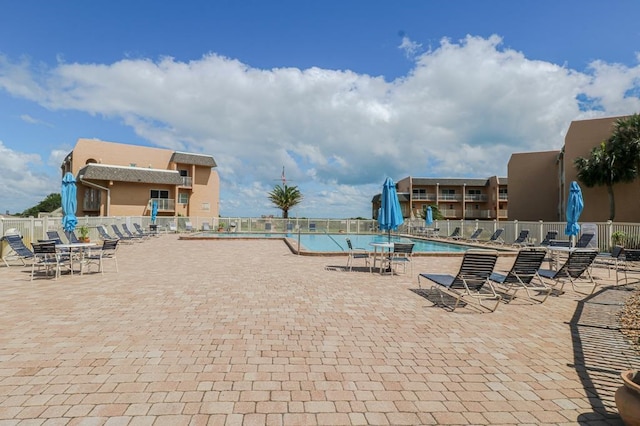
[575,141,617,220]
[268,184,303,218]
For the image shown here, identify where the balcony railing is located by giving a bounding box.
[439,194,462,201]
[149,198,175,211]
[180,176,192,187]
[464,209,492,219]
[464,194,488,202]
[440,209,461,218]
[412,193,437,201]
[498,194,508,201]
[498,209,508,218]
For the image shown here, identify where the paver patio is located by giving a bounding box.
[0,234,637,425]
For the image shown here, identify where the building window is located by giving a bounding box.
[130,163,137,167]
[178,193,189,205]
[202,203,210,211]
[442,189,455,195]
[179,169,188,177]
[468,189,481,195]
[150,190,169,199]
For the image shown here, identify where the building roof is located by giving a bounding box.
[170,152,217,167]
[371,193,410,203]
[78,164,184,185]
[412,177,507,186]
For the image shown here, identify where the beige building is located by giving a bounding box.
[508,115,640,222]
[61,139,219,219]
[372,176,508,220]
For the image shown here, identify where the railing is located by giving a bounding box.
[412,193,437,201]
[464,194,488,202]
[464,210,492,219]
[180,176,192,187]
[5,216,640,255]
[439,194,462,201]
[499,194,508,201]
[148,198,175,211]
[498,209,508,218]
[440,209,461,218]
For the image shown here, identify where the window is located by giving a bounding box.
[150,190,169,199]
[468,189,481,195]
[178,193,189,204]
[442,189,455,195]
[130,163,137,167]
[179,169,188,177]
[202,203,210,211]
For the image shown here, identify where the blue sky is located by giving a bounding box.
[2,1,640,218]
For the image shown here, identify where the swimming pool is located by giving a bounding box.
[185,232,471,254]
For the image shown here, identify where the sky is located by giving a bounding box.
[2,1,640,218]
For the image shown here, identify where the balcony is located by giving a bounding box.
[499,194,508,201]
[180,176,193,188]
[412,193,437,201]
[439,194,463,201]
[498,209,508,218]
[465,194,488,202]
[440,209,461,218]
[149,198,175,212]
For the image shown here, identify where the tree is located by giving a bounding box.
[267,184,303,219]
[575,141,618,220]
[20,193,61,217]
[420,204,444,220]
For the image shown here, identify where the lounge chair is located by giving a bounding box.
[202,222,211,231]
[489,247,551,303]
[595,245,626,284]
[512,229,530,246]
[121,223,145,240]
[97,225,116,241]
[345,238,371,272]
[1,234,35,267]
[465,228,484,242]
[133,223,154,238]
[110,225,135,244]
[168,222,178,233]
[82,239,119,274]
[418,249,501,312]
[68,230,81,244]
[46,230,65,244]
[185,221,194,232]
[265,222,272,232]
[539,230,559,246]
[309,223,317,232]
[446,227,461,240]
[575,232,595,248]
[537,249,599,294]
[484,228,504,245]
[381,242,414,275]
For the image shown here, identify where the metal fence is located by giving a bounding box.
[3,216,640,259]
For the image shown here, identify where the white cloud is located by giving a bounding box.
[398,36,423,58]
[0,141,59,214]
[2,34,640,217]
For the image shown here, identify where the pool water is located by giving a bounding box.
[193,232,469,253]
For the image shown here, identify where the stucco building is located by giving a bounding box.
[61,138,219,219]
[508,115,640,222]
[372,176,508,220]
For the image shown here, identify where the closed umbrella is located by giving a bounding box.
[61,172,77,236]
[564,181,584,247]
[425,206,433,226]
[151,200,158,224]
[378,177,404,242]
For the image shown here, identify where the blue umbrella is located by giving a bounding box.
[425,206,433,226]
[379,177,404,241]
[564,181,584,244]
[61,172,77,233]
[151,200,158,224]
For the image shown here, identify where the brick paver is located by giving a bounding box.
[0,234,634,424]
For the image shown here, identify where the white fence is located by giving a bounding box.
[2,216,639,257]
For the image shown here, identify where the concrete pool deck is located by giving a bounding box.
[0,234,638,425]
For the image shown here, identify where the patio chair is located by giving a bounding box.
[446,227,461,240]
[202,222,211,231]
[97,225,116,241]
[110,225,135,244]
[121,223,145,241]
[489,247,551,303]
[595,245,626,284]
[30,241,67,280]
[168,222,178,233]
[185,221,194,232]
[265,222,272,232]
[68,230,81,244]
[1,234,35,267]
[512,229,530,246]
[465,228,484,242]
[537,249,599,294]
[345,238,371,272]
[286,222,294,232]
[484,228,504,245]
[381,242,414,275]
[309,223,317,232]
[418,249,501,312]
[82,239,119,275]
